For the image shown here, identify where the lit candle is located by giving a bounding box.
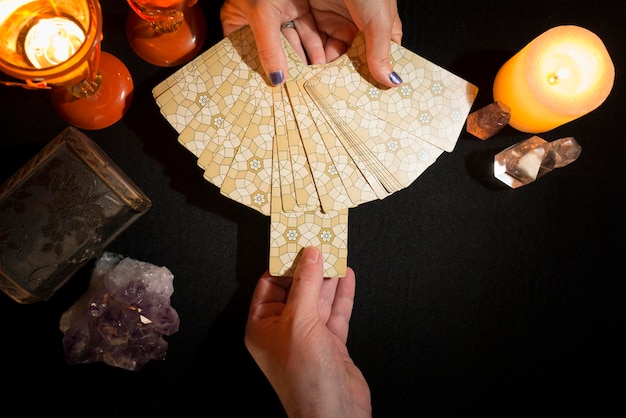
[23,17,86,69]
[492,25,614,133]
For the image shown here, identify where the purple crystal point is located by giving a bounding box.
[60,252,179,371]
[494,136,582,188]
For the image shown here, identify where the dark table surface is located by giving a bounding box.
[1,1,625,417]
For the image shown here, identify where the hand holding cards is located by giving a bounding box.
[153,26,477,277]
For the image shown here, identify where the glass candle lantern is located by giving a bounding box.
[0,0,133,130]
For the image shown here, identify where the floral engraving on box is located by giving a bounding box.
[0,127,151,304]
[0,152,113,295]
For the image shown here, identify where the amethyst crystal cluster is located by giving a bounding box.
[59,252,180,371]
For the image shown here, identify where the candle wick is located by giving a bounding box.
[548,74,559,85]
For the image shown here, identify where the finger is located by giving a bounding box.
[219,2,249,37]
[281,24,307,63]
[312,10,358,61]
[248,17,289,86]
[390,14,403,45]
[351,0,403,88]
[362,23,402,88]
[285,246,324,314]
[323,37,349,62]
[245,272,290,356]
[248,271,292,321]
[325,267,356,343]
[220,2,288,86]
[318,276,340,323]
[293,14,326,65]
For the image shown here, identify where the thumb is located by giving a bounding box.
[285,247,324,314]
[362,23,403,88]
[248,20,289,86]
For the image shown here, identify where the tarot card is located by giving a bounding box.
[305,76,446,193]
[305,32,478,153]
[176,62,260,159]
[283,50,380,212]
[283,78,320,211]
[269,148,349,277]
[200,87,264,188]
[299,65,390,197]
[177,25,264,170]
[196,26,266,188]
[219,83,276,216]
[287,75,353,213]
[273,84,297,212]
[152,27,255,133]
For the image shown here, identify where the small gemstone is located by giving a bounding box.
[466,101,511,140]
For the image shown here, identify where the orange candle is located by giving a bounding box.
[493,25,614,133]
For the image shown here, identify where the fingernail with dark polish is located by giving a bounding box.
[389,71,403,85]
[269,70,284,86]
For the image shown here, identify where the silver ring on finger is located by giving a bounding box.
[281,21,295,30]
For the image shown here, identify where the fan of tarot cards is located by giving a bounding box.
[152,25,478,277]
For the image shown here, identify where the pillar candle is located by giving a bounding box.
[492,25,614,133]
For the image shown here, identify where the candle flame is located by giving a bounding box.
[547,68,571,85]
[24,17,86,69]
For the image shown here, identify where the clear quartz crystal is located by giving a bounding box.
[494,136,581,188]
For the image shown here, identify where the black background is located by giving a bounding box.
[1,1,624,416]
